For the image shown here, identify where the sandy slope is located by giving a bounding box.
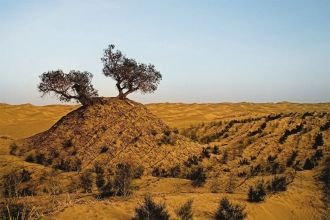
[0,102,329,219]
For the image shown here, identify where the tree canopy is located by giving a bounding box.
[101,44,162,99]
[38,70,98,105]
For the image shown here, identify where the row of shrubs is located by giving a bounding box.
[134,195,246,220]
[248,176,288,202]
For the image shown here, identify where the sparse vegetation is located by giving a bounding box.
[215,197,246,220]
[134,195,170,220]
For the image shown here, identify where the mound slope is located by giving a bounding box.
[15,98,201,172]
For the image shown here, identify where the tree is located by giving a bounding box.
[38,70,98,105]
[101,44,162,99]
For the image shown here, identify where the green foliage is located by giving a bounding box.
[176,199,193,220]
[134,195,170,220]
[215,197,246,220]
[248,180,266,202]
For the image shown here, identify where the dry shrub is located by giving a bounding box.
[134,194,170,220]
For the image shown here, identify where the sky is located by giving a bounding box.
[0,0,329,105]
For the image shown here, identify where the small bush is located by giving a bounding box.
[96,172,106,190]
[134,195,170,220]
[215,197,246,220]
[314,149,323,160]
[319,156,330,192]
[286,149,298,167]
[248,180,266,202]
[313,133,323,149]
[221,150,228,164]
[239,158,250,166]
[94,163,105,174]
[303,158,315,170]
[188,166,207,187]
[63,140,73,148]
[212,145,220,154]
[201,147,211,158]
[169,164,181,178]
[134,165,145,179]
[25,154,35,163]
[9,143,18,155]
[184,155,200,167]
[176,199,193,220]
[100,163,133,197]
[100,146,109,153]
[267,176,287,192]
[80,170,93,193]
[0,202,32,220]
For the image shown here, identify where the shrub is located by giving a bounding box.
[134,165,145,179]
[314,149,323,160]
[96,172,106,190]
[319,156,330,192]
[221,150,228,164]
[212,145,220,154]
[313,133,323,149]
[100,146,109,153]
[239,158,250,166]
[169,164,181,178]
[9,143,18,155]
[0,202,32,220]
[113,163,133,196]
[215,197,246,220]
[201,147,211,158]
[134,195,170,220]
[267,176,287,192]
[100,163,133,197]
[3,172,21,198]
[286,149,298,167]
[184,155,200,167]
[53,157,82,172]
[188,166,207,187]
[303,158,315,170]
[25,154,35,163]
[80,170,93,193]
[94,163,105,174]
[63,140,73,148]
[248,180,266,202]
[176,199,193,220]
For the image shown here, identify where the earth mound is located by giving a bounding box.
[15,97,201,172]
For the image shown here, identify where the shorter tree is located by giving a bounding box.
[102,44,162,99]
[38,70,98,105]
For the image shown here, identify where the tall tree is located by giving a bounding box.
[38,70,98,105]
[101,44,162,99]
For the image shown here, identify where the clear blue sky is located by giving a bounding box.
[0,0,329,104]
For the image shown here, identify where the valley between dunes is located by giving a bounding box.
[0,102,329,219]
